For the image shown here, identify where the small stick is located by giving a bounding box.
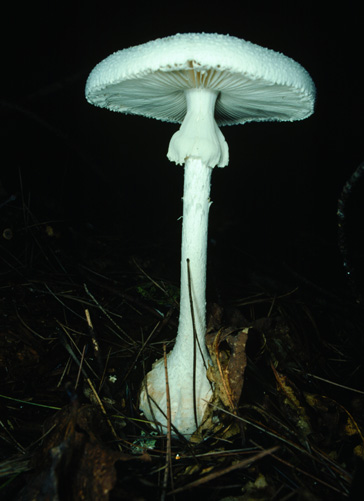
[85,309,98,353]
[161,344,174,499]
[186,258,198,429]
[169,447,279,495]
[85,308,103,378]
[75,344,86,390]
[83,283,135,344]
[86,378,122,452]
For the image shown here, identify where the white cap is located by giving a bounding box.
[85,32,315,126]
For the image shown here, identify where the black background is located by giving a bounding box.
[1,1,363,298]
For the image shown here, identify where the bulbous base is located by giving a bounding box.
[139,351,213,437]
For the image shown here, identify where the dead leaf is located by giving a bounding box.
[271,363,312,439]
[17,403,143,500]
[206,327,249,412]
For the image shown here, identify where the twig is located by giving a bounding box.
[251,440,350,496]
[161,345,174,500]
[206,401,322,460]
[119,321,161,388]
[207,401,352,484]
[186,258,199,429]
[0,394,61,410]
[44,283,86,321]
[86,378,122,452]
[99,346,112,393]
[75,344,86,389]
[15,307,52,340]
[85,308,104,379]
[133,257,170,297]
[292,369,364,395]
[56,320,98,378]
[83,283,135,345]
[0,420,26,454]
[57,357,71,388]
[168,447,278,495]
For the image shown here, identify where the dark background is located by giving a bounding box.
[1,1,363,299]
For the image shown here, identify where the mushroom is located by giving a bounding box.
[85,33,316,438]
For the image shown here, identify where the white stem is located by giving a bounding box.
[138,158,214,437]
[170,157,212,369]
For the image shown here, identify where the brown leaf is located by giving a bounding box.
[17,403,138,500]
[73,440,120,500]
[225,329,249,407]
[206,326,249,411]
[271,363,312,439]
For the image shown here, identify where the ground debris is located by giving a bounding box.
[1,213,363,500]
[15,403,149,500]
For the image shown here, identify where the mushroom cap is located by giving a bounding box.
[85,33,315,126]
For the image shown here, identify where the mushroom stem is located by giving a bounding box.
[173,157,212,366]
[169,156,213,428]
[139,158,213,437]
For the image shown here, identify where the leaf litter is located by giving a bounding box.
[0,197,363,500]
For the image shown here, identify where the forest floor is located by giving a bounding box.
[1,199,363,500]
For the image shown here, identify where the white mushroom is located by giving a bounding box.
[85,33,316,438]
